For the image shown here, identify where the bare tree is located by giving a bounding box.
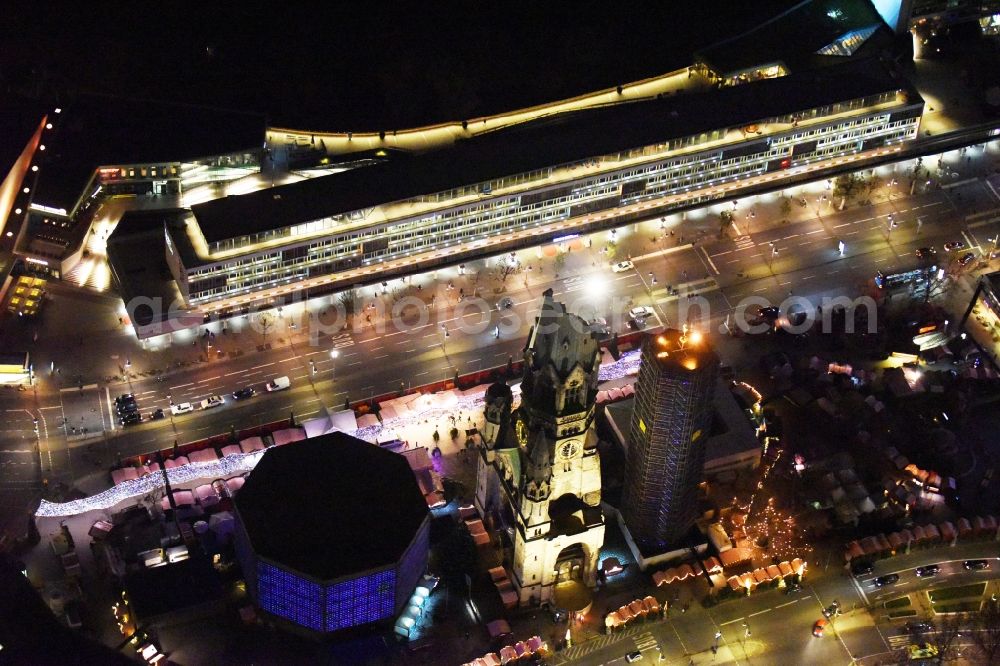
[492,255,521,290]
[833,173,862,206]
[971,599,1000,663]
[719,209,734,236]
[256,312,275,343]
[931,614,965,664]
[338,289,359,316]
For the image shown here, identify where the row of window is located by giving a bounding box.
[186,109,921,302]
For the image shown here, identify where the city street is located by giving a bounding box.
[3,161,1000,488]
[552,541,1000,665]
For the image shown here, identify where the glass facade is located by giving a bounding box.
[257,561,398,633]
[258,561,325,632]
[181,91,922,306]
[324,569,396,632]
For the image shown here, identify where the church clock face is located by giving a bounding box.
[515,414,529,447]
[558,439,581,460]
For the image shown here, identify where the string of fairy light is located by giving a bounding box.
[730,449,812,563]
[38,351,645,518]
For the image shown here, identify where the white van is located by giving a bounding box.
[266,376,291,392]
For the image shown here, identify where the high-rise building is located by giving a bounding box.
[622,327,718,553]
[475,289,605,606]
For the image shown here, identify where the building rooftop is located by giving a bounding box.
[124,555,223,624]
[234,432,429,581]
[191,56,914,245]
[646,328,719,374]
[696,0,891,77]
[32,93,265,214]
[106,209,189,327]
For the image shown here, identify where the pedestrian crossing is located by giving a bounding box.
[557,623,646,662]
[888,634,912,649]
[654,277,720,304]
[734,235,755,250]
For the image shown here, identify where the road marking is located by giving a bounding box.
[806,229,824,235]
[833,222,852,228]
[224,370,246,376]
[168,382,194,390]
[701,247,720,275]
[197,375,221,383]
[250,362,275,370]
[774,599,801,610]
[801,275,815,281]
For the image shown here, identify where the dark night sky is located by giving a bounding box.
[1,2,799,131]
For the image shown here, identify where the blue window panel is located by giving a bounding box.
[258,562,324,632]
[325,569,396,632]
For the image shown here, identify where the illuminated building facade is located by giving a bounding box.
[160,58,922,316]
[233,433,430,635]
[475,290,605,606]
[622,329,719,553]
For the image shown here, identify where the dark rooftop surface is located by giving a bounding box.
[1,3,799,132]
[235,432,429,581]
[697,0,890,76]
[33,93,264,212]
[193,56,914,244]
[124,555,223,622]
[107,209,188,326]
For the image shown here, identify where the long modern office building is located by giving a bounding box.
[621,329,719,554]
[153,56,922,325]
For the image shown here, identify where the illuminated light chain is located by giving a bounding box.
[36,449,267,517]
[38,351,646,518]
[39,355,643,518]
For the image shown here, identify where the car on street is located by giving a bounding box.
[850,560,875,576]
[812,619,827,637]
[964,559,990,571]
[612,260,635,273]
[266,376,291,392]
[119,412,141,426]
[915,247,936,259]
[588,318,611,338]
[822,605,839,618]
[151,408,165,420]
[785,580,802,594]
[873,573,900,587]
[626,317,644,331]
[625,651,643,663]
[200,395,224,410]
[915,564,940,578]
[496,297,514,311]
[991,248,1000,261]
[170,402,194,416]
[628,306,653,319]
[114,393,135,406]
[958,251,975,267]
[758,305,781,322]
[943,240,966,252]
[904,621,934,634]
[233,387,256,400]
[117,401,139,416]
